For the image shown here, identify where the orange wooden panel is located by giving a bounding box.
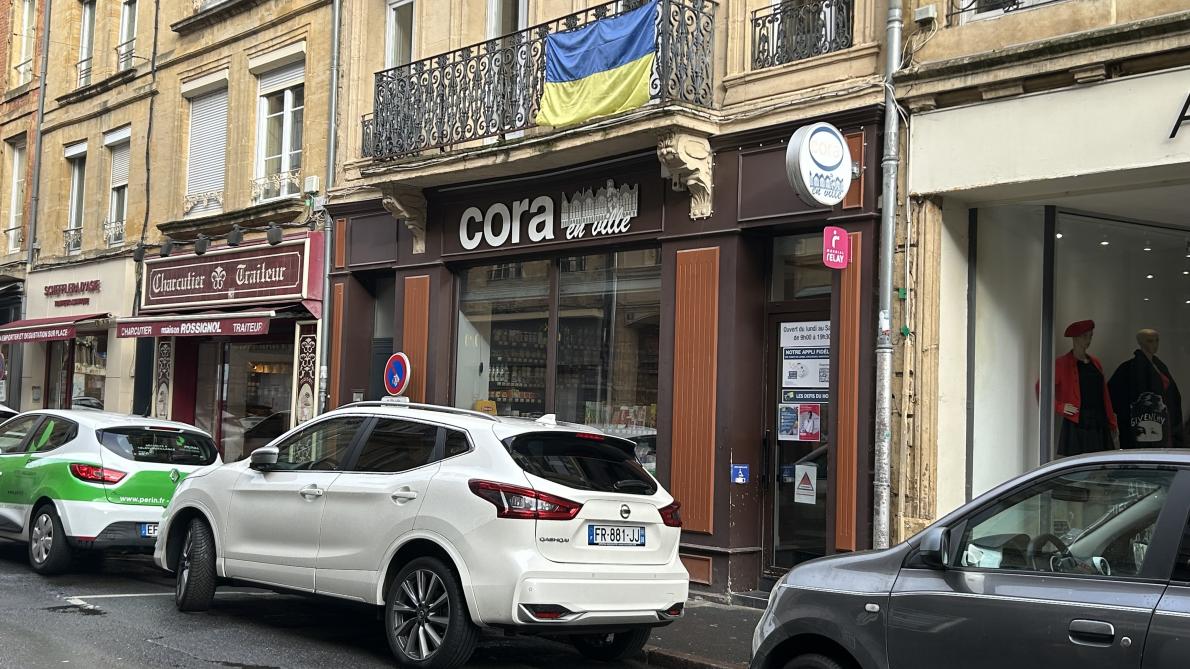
[834,232,862,551]
[329,282,345,408]
[680,554,713,585]
[670,248,719,535]
[402,275,431,403]
[334,218,347,269]
[843,132,864,210]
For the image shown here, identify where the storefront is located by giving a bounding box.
[330,111,881,598]
[0,257,137,413]
[118,234,323,461]
[908,65,1190,512]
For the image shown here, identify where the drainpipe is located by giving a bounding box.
[10,0,55,409]
[318,0,342,415]
[873,0,904,550]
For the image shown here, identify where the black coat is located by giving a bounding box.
[1109,350,1184,448]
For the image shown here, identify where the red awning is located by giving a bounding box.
[0,313,110,343]
[115,311,275,338]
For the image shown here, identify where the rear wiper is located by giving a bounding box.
[614,479,652,491]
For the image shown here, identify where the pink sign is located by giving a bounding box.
[822,226,850,270]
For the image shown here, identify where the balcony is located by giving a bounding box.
[12,59,33,88]
[76,57,93,88]
[251,170,301,203]
[4,225,22,252]
[63,228,82,255]
[116,39,136,72]
[103,219,126,247]
[365,0,717,161]
[751,0,854,70]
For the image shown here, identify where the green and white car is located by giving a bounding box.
[0,410,219,574]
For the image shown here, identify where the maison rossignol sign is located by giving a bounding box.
[117,317,270,339]
[140,237,318,312]
[439,166,663,255]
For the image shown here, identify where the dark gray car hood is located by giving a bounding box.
[780,544,913,595]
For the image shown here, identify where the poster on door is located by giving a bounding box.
[777,403,799,441]
[794,463,818,504]
[798,404,821,442]
[777,320,830,443]
[782,347,829,389]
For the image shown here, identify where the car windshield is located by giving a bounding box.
[98,427,219,466]
[503,432,658,495]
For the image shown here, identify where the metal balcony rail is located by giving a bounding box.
[751,0,853,70]
[76,57,94,88]
[251,170,301,202]
[367,0,717,160]
[944,0,1066,24]
[361,113,375,158]
[103,218,125,246]
[192,0,226,10]
[12,58,33,86]
[183,189,224,215]
[64,227,83,254]
[4,225,23,251]
[116,39,136,72]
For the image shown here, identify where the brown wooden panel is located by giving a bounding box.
[334,218,347,269]
[835,232,863,551]
[680,554,713,585]
[843,132,865,210]
[671,248,719,535]
[402,275,431,403]
[329,282,345,408]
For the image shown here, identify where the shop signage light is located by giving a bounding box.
[458,180,640,251]
[786,122,853,208]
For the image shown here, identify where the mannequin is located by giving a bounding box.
[1053,320,1118,457]
[1109,329,1184,448]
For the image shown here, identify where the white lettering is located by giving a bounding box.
[510,199,529,245]
[484,202,511,247]
[459,207,483,250]
[528,196,554,242]
[234,262,287,287]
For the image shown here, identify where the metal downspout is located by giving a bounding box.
[874,0,904,550]
[319,0,342,415]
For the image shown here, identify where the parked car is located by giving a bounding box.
[0,410,219,574]
[71,396,104,410]
[750,450,1190,669]
[0,404,17,422]
[155,399,687,668]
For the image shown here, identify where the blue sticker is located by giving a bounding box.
[731,464,750,484]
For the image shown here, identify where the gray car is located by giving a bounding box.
[750,450,1190,669]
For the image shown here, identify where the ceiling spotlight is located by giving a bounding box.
[160,237,174,258]
[1146,274,1155,279]
[1144,246,1152,252]
[227,224,244,247]
[1144,298,1151,302]
[266,223,283,246]
[194,234,210,256]
[1100,240,1110,246]
[1183,271,1188,276]
[1055,233,1064,239]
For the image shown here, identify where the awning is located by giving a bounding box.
[115,311,276,338]
[0,313,111,343]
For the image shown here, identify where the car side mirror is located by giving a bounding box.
[918,525,950,570]
[249,446,279,471]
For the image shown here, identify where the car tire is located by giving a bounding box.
[784,653,847,669]
[571,626,652,662]
[175,519,217,612]
[28,505,72,575]
[384,556,477,669]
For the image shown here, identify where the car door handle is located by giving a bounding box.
[1069,619,1115,646]
[299,486,324,499]
[391,490,419,501]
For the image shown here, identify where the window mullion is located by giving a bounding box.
[544,258,559,413]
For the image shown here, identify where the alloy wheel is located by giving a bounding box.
[177,532,193,599]
[390,568,450,660]
[30,513,53,565]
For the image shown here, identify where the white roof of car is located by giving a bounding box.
[330,400,618,440]
[24,409,213,436]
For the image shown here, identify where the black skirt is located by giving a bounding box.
[1057,420,1113,458]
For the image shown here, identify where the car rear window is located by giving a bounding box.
[503,432,658,496]
[98,427,219,466]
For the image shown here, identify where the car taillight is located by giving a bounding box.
[70,463,126,484]
[659,501,682,528]
[573,432,605,441]
[468,480,582,521]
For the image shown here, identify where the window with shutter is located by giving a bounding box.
[255,61,305,202]
[107,143,130,246]
[6,141,25,252]
[185,89,228,217]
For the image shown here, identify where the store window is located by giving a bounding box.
[45,333,108,410]
[771,234,831,301]
[195,340,294,462]
[455,251,661,440]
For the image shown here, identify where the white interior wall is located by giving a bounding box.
[936,199,970,514]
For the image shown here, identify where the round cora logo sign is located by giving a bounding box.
[786,122,853,208]
[383,352,412,397]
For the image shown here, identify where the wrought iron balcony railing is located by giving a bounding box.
[251,170,301,203]
[76,57,93,88]
[12,58,33,87]
[64,227,83,254]
[4,225,23,252]
[945,0,1066,24]
[361,113,375,158]
[116,39,136,72]
[103,219,125,247]
[366,0,717,160]
[751,0,853,70]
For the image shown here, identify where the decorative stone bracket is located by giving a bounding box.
[380,185,427,254]
[657,132,713,220]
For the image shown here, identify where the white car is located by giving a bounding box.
[0,410,220,574]
[155,400,688,668]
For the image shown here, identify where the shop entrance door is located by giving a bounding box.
[763,311,833,576]
[194,339,295,463]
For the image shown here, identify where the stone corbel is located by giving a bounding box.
[657,132,713,220]
[380,185,427,254]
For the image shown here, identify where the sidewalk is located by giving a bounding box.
[643,598,763,669]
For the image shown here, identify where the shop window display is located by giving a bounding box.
[45,334,108,410]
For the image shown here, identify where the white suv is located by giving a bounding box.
[155,400,688,668]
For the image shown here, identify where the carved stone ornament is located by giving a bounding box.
[657,132,713,220]
[380,185,428,254]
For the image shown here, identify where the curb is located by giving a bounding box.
[644,646,747,669]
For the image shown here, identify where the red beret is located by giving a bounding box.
[1064,320,1095,337]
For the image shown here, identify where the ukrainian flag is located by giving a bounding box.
[536,0,658,128]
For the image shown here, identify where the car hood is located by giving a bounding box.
[779,543,913,595]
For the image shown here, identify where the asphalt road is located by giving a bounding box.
[0,541,650,669]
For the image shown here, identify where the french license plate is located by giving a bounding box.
[588,525,645,547]
[139,523,158,538]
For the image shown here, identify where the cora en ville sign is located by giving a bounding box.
[458,180,640,251]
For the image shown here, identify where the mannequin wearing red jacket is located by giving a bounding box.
[1054,320,1119,457]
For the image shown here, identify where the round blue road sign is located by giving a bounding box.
[384,352,411,396]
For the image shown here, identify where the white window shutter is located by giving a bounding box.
[109,143,130,187]
[186,88,228,215]
[258,61,304,95]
